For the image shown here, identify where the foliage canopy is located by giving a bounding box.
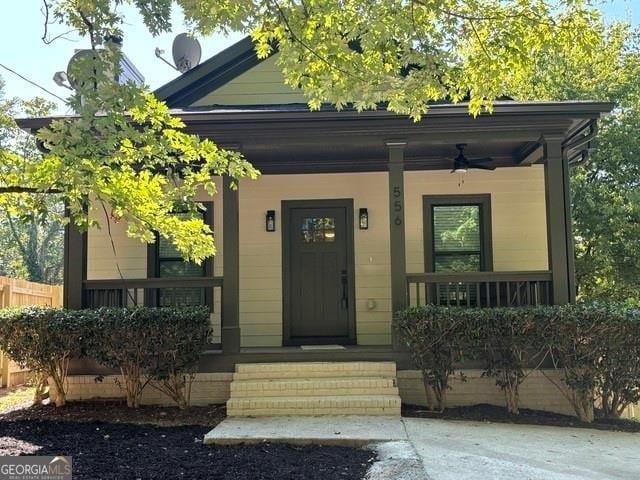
[0,0,616,262]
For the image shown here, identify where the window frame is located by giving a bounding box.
[422,194,493,273]
[146,202,214,308]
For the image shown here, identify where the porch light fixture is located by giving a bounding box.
[359,208,369,229]
[266,210,276,232]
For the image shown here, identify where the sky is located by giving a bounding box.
[0,0,638,115]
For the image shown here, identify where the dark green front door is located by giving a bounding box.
[283,200,356,345]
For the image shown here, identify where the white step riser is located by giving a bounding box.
[227,407,401,417]
[235,362,396,375]
[227,361,401,417]
[231,387,399,398]
[233,370,396,381]
[231,377,397,392]
[228,396,400,409]
[227,396,401,417]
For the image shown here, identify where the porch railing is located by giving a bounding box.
[82,277,224,309]
[406,271,553,308]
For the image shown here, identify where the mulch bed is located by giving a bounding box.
[403,403,640,433]
[1,400,227,427]
[0,403,375,480]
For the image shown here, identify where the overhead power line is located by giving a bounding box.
[0,62,67,103]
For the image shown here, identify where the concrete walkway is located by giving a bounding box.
[404,417,640,480]
[204,416,640,479]
[204,415,406,447]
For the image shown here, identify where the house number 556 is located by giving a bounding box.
[393,186,403,225]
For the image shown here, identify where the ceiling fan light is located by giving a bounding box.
[453,167,467,174]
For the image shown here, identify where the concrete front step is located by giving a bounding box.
[227,361,402,417]
[226,395,401,417]
[233,361,396,380]
[230,377,399,398]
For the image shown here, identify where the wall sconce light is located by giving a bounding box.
[359,208,369,230]
[266,210,276,232]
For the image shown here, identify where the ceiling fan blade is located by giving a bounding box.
[469,157,493,164]
[469,163,496,171]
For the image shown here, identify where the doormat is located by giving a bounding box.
[300,345,346,351]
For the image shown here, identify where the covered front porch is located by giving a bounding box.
[59,102,609,357]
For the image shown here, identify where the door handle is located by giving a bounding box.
[341,270,348,309]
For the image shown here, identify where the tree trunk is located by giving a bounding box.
[505,386,519,415]
[52,378,66,407]
[423,377,446,412]
[571,390,594,423]
[32,374,47,405]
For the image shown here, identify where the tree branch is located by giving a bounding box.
[0,187,61,194]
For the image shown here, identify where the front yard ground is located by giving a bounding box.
[0,386,35,413]
[0,402,375,480]
[404,417,640,480]
[3,394,640,480]
[403,403,640,433]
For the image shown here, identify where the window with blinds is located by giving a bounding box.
[424,195,492,307]
[432,204,482,272]
[156,211,207,307]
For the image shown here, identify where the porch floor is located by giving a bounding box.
[200,345,413,372]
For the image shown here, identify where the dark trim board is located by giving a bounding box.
[154,36,263,107]
[67,347,413,375]
[64,216,87,309]
[281,199,357,346]
[423,194,494,273]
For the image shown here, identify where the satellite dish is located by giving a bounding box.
[172,33,201,73]
[66,49,96,89]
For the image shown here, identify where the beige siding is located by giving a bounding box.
[86,168,548,348]
[238,173,391,347]
[404,165,549,273]
[86,179,224,342]
[86,203,147,280]
[192,55,308,106]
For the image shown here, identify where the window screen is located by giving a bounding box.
[432,204,482,272]
[156,212,206,307]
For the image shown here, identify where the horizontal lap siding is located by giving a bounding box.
[86,180,224,343]
[404,166,548,273]
[238,173,391,347]
[86,168,547,349]
[192,55,307,106]
[86,204,147,280]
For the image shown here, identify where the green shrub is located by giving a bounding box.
[394,305,465,411]
[471,308,543,415]
[396,302,640,422]
[146,307,212,409]
[534,304,610,422]
[91,306,210,409]
[598,305,640,418]
[0,307,94,407]
[539,302,640,420]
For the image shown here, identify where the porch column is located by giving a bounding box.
[222,175,241,353]
[63,214,86,309]
[543,136,576,304]
[387,141,407,350]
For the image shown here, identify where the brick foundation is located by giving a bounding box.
[397,369,575,416]
[52,368,579,417]
[50,373,232,406]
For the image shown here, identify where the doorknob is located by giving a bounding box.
[341,270,348,309]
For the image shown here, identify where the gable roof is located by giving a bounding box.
[154,36,263,108]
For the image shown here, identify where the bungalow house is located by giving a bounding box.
[19,37,612,416]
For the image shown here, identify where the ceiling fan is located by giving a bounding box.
[451,144,495,173]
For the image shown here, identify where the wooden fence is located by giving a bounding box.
[0,276,63,388]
